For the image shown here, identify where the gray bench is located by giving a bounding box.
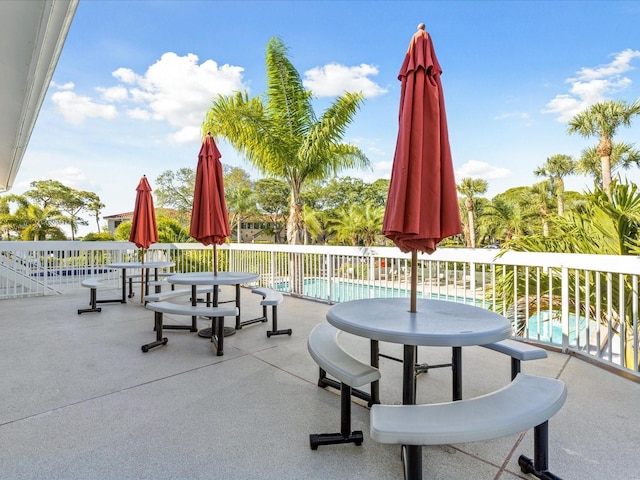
[143,286,216,304]
[142,301,238,355]
[481,338,548,380]
[241,288,291,337]
[370,373,567,480]
[78,278,121,314]
[307,323,381,450]
[144,287,218,333]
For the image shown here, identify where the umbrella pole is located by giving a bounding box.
[140,249,145,304]
[410,250,417,312]
[213,244,218,275]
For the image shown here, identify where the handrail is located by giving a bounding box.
[0,241,638,378]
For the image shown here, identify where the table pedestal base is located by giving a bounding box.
[198,327,236,338]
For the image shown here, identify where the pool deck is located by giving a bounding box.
[0,286,638,479]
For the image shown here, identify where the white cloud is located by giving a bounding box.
[112,67,141,84]
[54,167,88,186]
[51,81,75,90]
[97,85,129,102]
[575,48,640,80]
[126,107,151,120]
[303,63,388,97]
[456,160,510,180]
[54,52,246,143]
[124,53,246,142]
[51,90,118,125]
[544,49,640,122]
[169,125,201,144]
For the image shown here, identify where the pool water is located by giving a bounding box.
[275,277,590,344]
[275,277,469,304]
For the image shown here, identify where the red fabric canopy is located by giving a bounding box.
[129,175,158,250]
[383,25,461,254]
[189,134,230,246]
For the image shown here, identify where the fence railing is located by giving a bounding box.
[1,240,638,378]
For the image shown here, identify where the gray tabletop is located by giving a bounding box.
[167,271,259,286]
[327,298,511,347]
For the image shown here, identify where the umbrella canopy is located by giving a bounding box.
[129,175,158,250]
[189,134,230,272]
[383,24,461,255]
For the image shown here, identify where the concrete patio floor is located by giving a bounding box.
[1,286,638,479]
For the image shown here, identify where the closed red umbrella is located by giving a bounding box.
[189,133,230,274]
[129,175,158,301]
[383,24,461,312]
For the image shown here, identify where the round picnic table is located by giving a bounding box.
[167,271,259,337]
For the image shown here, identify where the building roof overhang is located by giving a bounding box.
[0,0,78,192]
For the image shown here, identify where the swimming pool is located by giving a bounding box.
[275,277,588,344]
[274,277,471,304]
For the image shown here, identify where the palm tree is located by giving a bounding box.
[567,99,640,196]
[203,37,369,245]
[576,141,640,187]
[329,205,362,245]
[506,181,640,369]
[481,191,534,243]
[527,181,555,237]
[534,154,576,216]
[457,177,487,248]
[13,202,66,241]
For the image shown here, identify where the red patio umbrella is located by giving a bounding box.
[129,175,159,302]
[189,133,230,274]
[383,24,462,313]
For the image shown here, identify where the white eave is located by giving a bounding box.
[0,0,78,192]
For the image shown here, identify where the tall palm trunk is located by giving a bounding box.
[287,186,305,294]
[465,198,475,248]
[597,136,613,196]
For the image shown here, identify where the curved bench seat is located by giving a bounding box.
[370,373,567,480]
[142,301,238,354]
[307,323,380,450]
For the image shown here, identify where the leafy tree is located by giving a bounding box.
[84,193,105,233]
[82,232,115,241]
[254,177,289,243]
[534,154,576,216]
[364,178,391,208]
[56,189,91,240]
[223,166,255,242]
[568,100,640,196]
[157,217,192,243]
[24,179,68,209]
[155,167,196,215]
[23,180,101,240]
[203,36,369,244]
[0,194,26,240]
[114,220,131,241]
[457,177,487,248]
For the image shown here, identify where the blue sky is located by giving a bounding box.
[12,0,640,235]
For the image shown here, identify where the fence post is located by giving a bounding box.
[561,266,570,352]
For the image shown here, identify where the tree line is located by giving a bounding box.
[0,180,103,241]
[2,35,639,256]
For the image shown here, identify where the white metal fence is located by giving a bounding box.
[1,240,638,377]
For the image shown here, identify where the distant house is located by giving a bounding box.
[103,212,133,234]
[233,217,285,244]
[103,208,183,234]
